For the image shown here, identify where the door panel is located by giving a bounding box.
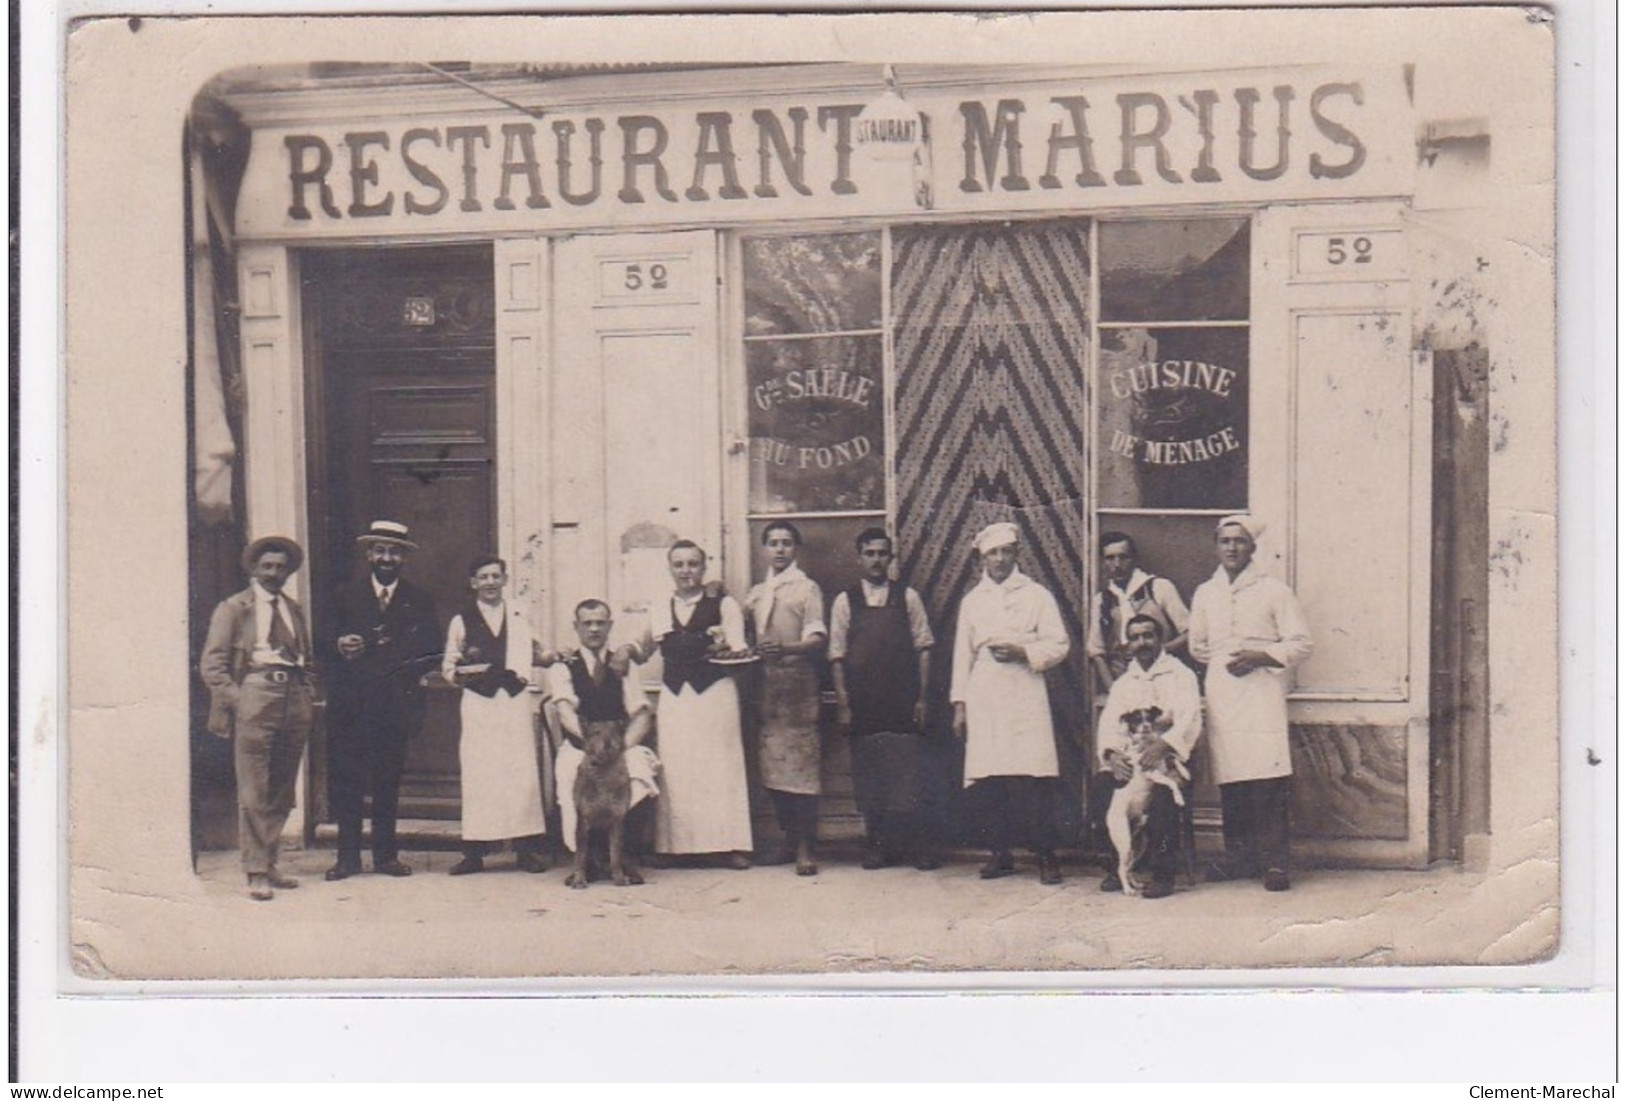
[305,246,496,819]
[550,232,722,663]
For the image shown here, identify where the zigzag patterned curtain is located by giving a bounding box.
[893,221,1093,820]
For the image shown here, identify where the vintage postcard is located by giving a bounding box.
[55,6,1572,996]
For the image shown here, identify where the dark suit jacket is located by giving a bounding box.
[325,575,441,724]
[199,585,314,736]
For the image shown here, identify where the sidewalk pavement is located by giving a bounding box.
[144,840,1559,983]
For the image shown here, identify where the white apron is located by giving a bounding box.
[962,656,1061,784]
[1188,565,1313,785]
[447,606,545,841]
[951,569,1070,786]
[1203,665,1293,785]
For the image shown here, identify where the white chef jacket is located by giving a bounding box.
[1187,564,1313,784]
[950,567,1070,784]
[1095,650,1203,768]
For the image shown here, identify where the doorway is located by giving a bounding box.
[303,244,497,827]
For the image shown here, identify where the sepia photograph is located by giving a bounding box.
[51,3,1583,1010]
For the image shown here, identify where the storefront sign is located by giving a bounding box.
[1098,328,1250,510]
[235,67,1412,239]
[747,339,885,514]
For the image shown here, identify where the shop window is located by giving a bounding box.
[1095,217,1251,606]
[742,232,886,598]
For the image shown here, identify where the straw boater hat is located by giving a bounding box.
[241,535,304,575]
[356,519,419,551]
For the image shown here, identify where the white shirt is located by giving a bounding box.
[371,576,398,609]
[744,562,827,643]
[949,567,1071,703]
[1095,650,1203,766]
[1086,569,1190,657]
[827,581,935,660]
[546,646,651,719]
[1188,564,1313,671]
[251,580,302,666]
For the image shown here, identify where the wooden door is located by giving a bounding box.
[304,245,496,820]
[548,231,723,662]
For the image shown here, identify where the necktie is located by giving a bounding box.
[378,587,391,615]
[268,595,299,664]
[590,654,607,687]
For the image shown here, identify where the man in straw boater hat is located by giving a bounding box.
[949,521,1072,885]
[200,535,317,900]
[323,520,441,881]
[1187,514,1313,892]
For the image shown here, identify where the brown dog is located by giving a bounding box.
[565,719,643,889]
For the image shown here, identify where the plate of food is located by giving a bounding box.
[708,649,761,666]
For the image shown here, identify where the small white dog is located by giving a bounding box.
[1105,706,1189,896]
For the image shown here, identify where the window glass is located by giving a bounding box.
[1099,218,1249,322]
[1097,325,1249,510]
[747,336,885,514]
[743,234,883,335]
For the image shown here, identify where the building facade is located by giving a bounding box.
[189,58,1525,869]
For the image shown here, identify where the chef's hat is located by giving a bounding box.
[1215,514,1267,542]
[973,522,1021,554]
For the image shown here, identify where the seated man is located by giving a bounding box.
[545,599,660,866]
[1091,614,1202,900]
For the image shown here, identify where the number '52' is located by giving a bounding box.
[624,262,671,290]
[1326,236,1374,265]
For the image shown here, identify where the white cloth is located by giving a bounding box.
[1216,514,1267,541]
[973,521,1020,554]
[638,591,752,853]
[654,678,753,853]
[744,562,827,643]
[443,605,545,841]
[1085,569,1190,657]
[1187,564,1313,785]
[827,582,935,660]
[949,567,1070,785]
[554,743,662,853]
[1095,651,1203,766]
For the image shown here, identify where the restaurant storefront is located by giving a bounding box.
[193,60,1480,869]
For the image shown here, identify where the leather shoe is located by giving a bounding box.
[796,857,819,877]
[979,851,1016,879]
[374,859,414,877]
[247,874,273,901]
[725,851,753,871]
[516,852,548,874]
[266,869,300,889]
[1262,868,1292,892]
[1037,853,1063,886]
[447,856,484,876]
[1141,879,1175,900]
[913,854,942,872]
[1099,871,1124,893]
[324,860,362,882]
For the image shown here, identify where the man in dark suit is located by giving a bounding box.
[200,535,316,901]
[324,520,441,880]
